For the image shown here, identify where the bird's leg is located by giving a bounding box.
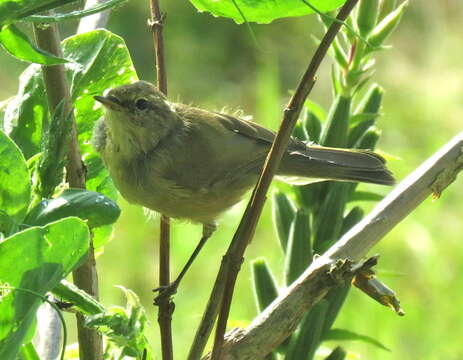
[153,223,216,305]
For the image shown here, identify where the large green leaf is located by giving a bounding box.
[4,29,137,200]
[0,24,67,64]
[3,63,46,159]
[0,130,31,230]
[0,217,89,359]
[25,188,121,228]
[64,29,137,199]
[0,0,77,27]
[189,0,347,24]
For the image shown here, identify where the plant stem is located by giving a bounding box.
[148,1,173,359]
[210,0,360,358]
[33,23,102,360]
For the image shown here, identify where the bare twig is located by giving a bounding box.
[210,1,360,358]
[157,215,174,360]
[203,132,463,358]
[148,0,173,359]
[148,3,168,94]
[33,23,102,360]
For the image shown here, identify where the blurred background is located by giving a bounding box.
[2,1,463,358]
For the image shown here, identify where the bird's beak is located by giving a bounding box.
[94,95,122,109]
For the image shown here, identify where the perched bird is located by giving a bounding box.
[93,80,394,299]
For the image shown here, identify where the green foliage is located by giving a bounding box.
[85,287,153,359]
[19,342,41,360]
[22,0,128,23]
[0,26,138,357]
[0,217,89,359]
[189,0,347,24]
[285,209,312,285]
[0,24,67,64]
[272,190,296,251]
[25,188,120,229]
[285,301,328,360]
[320,95,351,147]
[251,2,407,358]
[325,328,390,351]
[348,84,383,147]
[36,100,72,199]
[0,130,31,234]
[53,280,105,315]
[251,258,279,312]
[323,346,346,360]
[0,0,77,27]
[4,29,137,199]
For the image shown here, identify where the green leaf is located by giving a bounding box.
[348,84,383,147]
[349,190,384,202]
[23,0,128,23]
[292,121,308,142]
[313,183,349,253]
[189,0,347,24]
[272,190,296,252]
[357,0,379,37]
[24,188,121,228]
[286,300,328,360]
[321,284,350,336]
[251,257,279,312]
[323,346,346,360]
[356,127,380,150]
[0,0,77,26]
[340,206,363,235]
[64,29,136,199]
[4,29,137,199]
[38,100,72,198]
[320,95,351,148]
[52,280,105,315]
[85,286,152,359]
[0,217,89,360]
[324,328,390,351]
[285,209,312,286]
[19,342,41,360]
[366,1,408,50]
[302,103,323,143]
[0,24,67,64]
[0,130,31,228]
[3,64,47,159]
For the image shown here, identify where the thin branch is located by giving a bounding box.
[148,0,173,359]
[157,215,174,360]
[33,23,102,360]
[203,132,463,358]
[210,0,360,358]
[148,2,168,94]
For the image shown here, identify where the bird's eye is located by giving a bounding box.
[135,98,149,110]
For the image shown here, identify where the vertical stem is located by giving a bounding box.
[148,1,173,359]
[158,215,174,360]
[149,1,168,94]
[33,23,102,360]
[210,0,360,358]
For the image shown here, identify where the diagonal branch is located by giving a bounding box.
[210,0,360,358]
[203,131,463,359]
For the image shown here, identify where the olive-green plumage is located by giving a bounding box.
[93,81,394,227]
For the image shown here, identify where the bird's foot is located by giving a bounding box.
[153,282,178,305]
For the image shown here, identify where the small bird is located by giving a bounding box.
[93,80,394,300]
